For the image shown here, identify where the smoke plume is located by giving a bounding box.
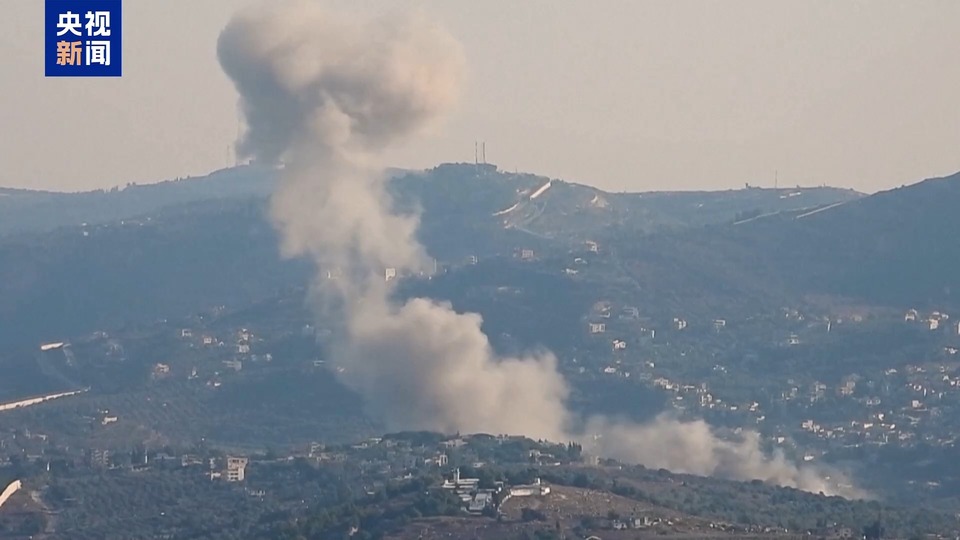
[218,0,860,498]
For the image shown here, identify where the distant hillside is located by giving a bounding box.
[1,162,947,350]
[729,171,960,307]
[0,162,860,240]
[0,165,276,237]
[613,171,960,311]
[0,199,311,348]
[395,163,861,243]
[493,178,861,241]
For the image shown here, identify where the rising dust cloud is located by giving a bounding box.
[218,0,861,498]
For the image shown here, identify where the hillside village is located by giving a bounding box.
[2,245,960,508]
[3,429,953,540]
[2,165,960,538]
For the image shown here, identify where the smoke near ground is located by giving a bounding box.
[585,415,858,495]
[218,0,861,498]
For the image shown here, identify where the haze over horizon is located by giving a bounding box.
[3,0,959,194]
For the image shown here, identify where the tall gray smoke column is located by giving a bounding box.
[218,0,570,441]
[218,0,861,498]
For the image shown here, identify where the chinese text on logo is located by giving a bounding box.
[45,0,122,77]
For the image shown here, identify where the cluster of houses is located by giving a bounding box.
[158,326,278,387]
[784,361,960,451]
[440,468,551,514]
[905,309,960,334]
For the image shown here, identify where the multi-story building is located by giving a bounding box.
[226,457,248,482]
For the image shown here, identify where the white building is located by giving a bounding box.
[226,457,248,482]
[508,478,551,497]
[441,468,479,492]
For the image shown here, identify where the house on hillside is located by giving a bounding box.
[508,477,550,497]
[441,468,479,491]
[226,457,247,482]
[516,248,535,260]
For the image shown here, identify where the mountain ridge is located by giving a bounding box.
[0,164,955,349]
[0,162,864,238]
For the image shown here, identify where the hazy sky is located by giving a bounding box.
[3,0,958,193]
